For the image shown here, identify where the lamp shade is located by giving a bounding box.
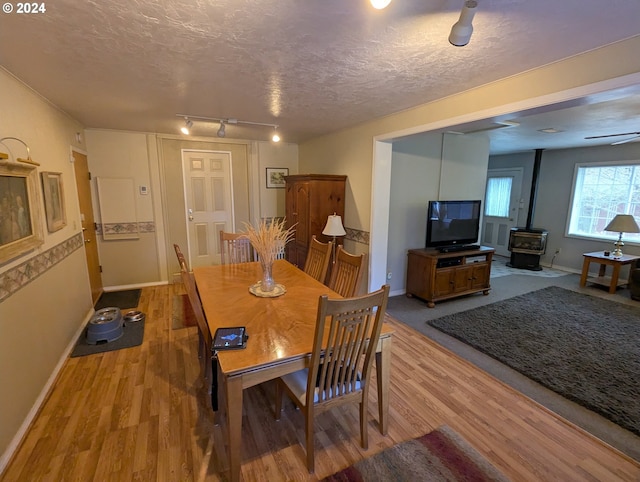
[322,214,346,237]
[604,214,640,234]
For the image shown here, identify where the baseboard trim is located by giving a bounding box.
[103,280,168,292]
[0,307,94,475]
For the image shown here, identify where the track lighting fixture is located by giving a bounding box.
[217,121,226,138]
[449,0,478,47]
[180,118,193,135]
[370,0,391,9]
[176,114,281,142]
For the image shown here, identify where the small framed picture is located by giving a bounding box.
[266,168,288,189]
[41,171,66,232]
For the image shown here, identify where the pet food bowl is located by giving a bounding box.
[86,307,123,344]
[124,310,145,323]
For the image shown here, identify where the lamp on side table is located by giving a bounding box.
[604,214,640,258]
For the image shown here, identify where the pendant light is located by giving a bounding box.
[217,121,226,138]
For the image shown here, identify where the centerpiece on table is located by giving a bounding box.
[243,218,295,297]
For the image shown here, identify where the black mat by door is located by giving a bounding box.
[94,289,141,310]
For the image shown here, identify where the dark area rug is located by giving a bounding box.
[70,319,144,357]
[428,286,640,436]
[95,289,141,310]
[322,425,508,481]
[172,294,197,329]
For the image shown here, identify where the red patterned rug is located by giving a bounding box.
[323,425,508,482]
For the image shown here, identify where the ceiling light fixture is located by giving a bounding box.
[176,114,280,142]
[539,128,564,134]
[449,0,478,47]
[217,121,226,138]
[370,0,391,9]
[180,118,193,135]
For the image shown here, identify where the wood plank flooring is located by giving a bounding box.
[2,283,639,481]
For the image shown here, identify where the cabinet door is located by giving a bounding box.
[294,183,310,248]
[434,269,454,296]
[470,263,489,289]
[452,266,474,293]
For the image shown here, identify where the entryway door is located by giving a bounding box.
[182,150,235,268]
[73,149,103,303]
[482,168,523,257]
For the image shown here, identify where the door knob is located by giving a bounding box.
[188,208,194,221]
[84,238,91,243]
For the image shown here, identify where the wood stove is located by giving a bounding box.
[507,148,548,271]
[507,228,548,270]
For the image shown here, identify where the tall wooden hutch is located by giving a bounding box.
[284,174,346,269]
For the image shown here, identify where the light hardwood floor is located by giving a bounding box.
[2,283,639,481]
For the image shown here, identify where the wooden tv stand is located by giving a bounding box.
[406,246,494,308]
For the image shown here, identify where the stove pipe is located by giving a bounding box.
[526,148,544,229]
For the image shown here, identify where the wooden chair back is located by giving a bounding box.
[179,263,213,397]
[174,243,188,271]
[275,285,390,472]
[219,231,254,264]
[303,235,332,282]
[327,246,366,297]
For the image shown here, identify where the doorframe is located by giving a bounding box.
[71,145,103,302]
[180,149,235,268]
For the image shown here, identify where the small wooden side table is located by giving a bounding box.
[580,251,640,293]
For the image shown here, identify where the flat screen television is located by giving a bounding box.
[426,200,481,249]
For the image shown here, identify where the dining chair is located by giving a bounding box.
[274,284,390,473]
[174,243,188,271]
[219,231,254,264]
[327,246,366,297]
[179,263,215,405]
[303,235,332,282]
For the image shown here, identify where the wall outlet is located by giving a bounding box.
[386,272,392,280]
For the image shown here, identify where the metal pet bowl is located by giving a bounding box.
[86,307,123,344]
[124,310,145,323]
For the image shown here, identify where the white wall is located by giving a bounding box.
[387,133,490,294]
[0,68,92,469]
[388,133,442,293]
[85,130,160,287]
[258,142,298,219]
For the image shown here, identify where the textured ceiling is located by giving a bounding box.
[1,0,640,152]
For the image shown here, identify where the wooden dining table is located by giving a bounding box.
[193,259,394,482]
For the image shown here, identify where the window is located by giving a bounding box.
[568,162,640,243]
[484,176,512,218]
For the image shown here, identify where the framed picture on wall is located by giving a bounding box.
[41,171,67,232]
[266,167,288,189]
[0,159,44,262]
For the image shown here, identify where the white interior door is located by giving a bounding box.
[182,150,234,268]
[482,168,523,256]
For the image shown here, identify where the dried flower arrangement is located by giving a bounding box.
[243,218,296,264]
[243,218,295,293]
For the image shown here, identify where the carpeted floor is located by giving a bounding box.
[322,425,508,482]
[428,286,640,436]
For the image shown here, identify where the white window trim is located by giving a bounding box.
[566,159,640,244]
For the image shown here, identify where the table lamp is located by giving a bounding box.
[322,213,346,264]
[604,214,640,257]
